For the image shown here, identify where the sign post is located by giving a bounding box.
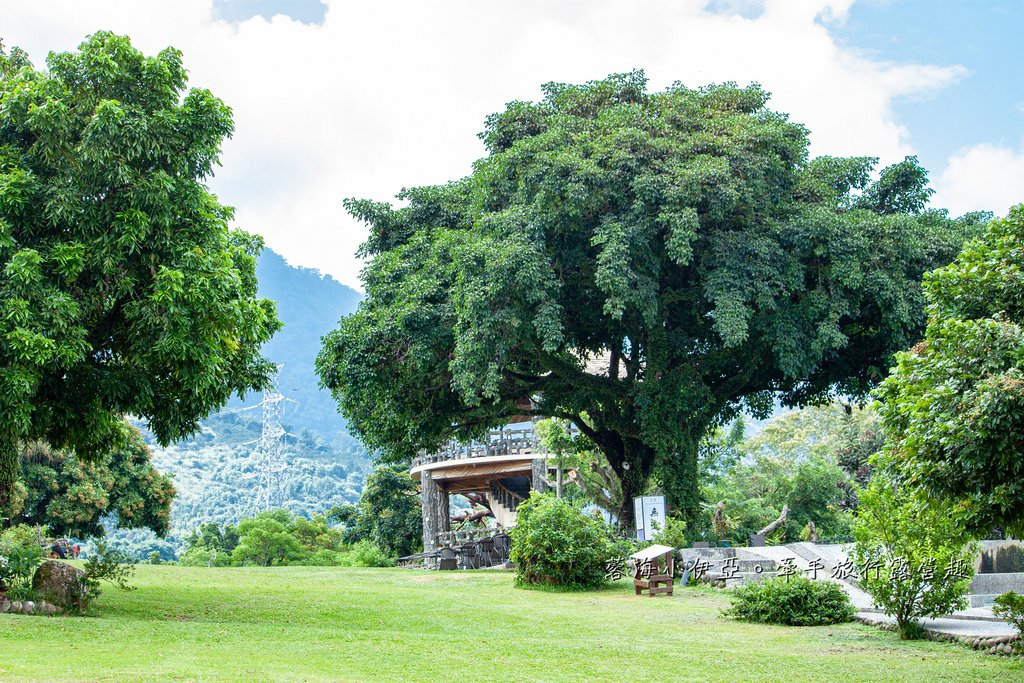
[633,495,667,542]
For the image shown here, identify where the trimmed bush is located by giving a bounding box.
[338,541,394,568]
[993,592,1024,654]
[509,493,615,589]
[725,577,855,626]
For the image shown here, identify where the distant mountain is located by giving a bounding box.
[108,250,371,559]
[239,248,364,447]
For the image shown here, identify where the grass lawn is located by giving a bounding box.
[1,565,1020,682]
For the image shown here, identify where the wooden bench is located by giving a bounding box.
[630,544,675,597]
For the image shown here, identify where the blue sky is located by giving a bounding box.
[835,0,1024,186]
[3,1,1022,288]
[213,0,326,24]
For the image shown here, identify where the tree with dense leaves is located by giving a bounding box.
[876,206,1023,536]
[317,71,976,527]
[3,423,173,538]
[0,34,280,504]
[852,452,977,640]
[328,465,422,558]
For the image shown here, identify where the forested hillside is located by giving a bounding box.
[108,250,371,559]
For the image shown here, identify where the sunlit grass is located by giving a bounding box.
[1,565,1020,682]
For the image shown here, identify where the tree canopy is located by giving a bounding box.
[0,33,280,502]
[328,464,422,558]
[2,423,174,538]
[876,205,1024,536]
[317,71,976,526]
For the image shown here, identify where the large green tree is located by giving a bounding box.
[0,34,280,503]
[876,206,1024,536]
[3,423,174,538]
[317,72,975,527]
[328,465,422,558]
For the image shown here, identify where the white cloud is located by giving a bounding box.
[933,142,1024,218]
[0,0,969,290]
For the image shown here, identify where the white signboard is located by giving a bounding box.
[633,495,667,542]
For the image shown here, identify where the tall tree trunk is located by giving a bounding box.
[615,438,655,533]
[656,429,703,530]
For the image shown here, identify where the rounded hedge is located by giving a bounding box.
[725,576,855,626]
[509,493,614,589]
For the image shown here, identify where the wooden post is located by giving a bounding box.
[421,470,450,552]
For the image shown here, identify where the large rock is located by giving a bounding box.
[31,560,86,610]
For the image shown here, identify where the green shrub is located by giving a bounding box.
[0,524,39,549]
[178,546,231,567]
[509,493,615,590]
[338,540,394,568]
[231,513,308,566]
[0,524,43,596]
[993,592,1024,655]
[301,549,345,566]
[652,515,687,549]
[726,576,855,626]
[74,541,136,613]
[727,576,855,625]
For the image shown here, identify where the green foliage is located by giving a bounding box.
[0,525,43,594]
[725,576,855,626]
[337,540,394,568]
[993,592,1024,654]
[329,465,422,558]
[651,515,688,549]
[703,404,866,543]
[0,33,281,504]
[852,455,978,639]
[183,510,355,568]
[876,206,1024,536]
[231,511,309,567]
[4,425,174,539]
[79,540,136,612]
[178,521,238,566]
[318,71,975,529]
[178,546,218,568]
[509,493,616,589]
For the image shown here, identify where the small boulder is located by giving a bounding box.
[31,560,86,610]
[0,598,10,613]
[9,601,22,613]
[21,600,35,614]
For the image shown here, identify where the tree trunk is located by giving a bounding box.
[758,505,788,536]
[615,439,654,533]
[656,429,703,531]
[713,501,728,536]
[0,432,17,508]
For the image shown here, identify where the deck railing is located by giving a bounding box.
[411,428,538,469]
